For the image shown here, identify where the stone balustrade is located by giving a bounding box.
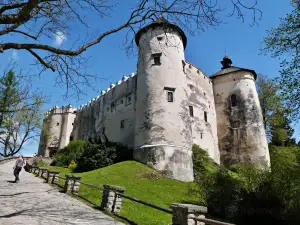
[171,203,208,225]
[100,184,126,214]
[38,167,48,179]
[64,175,81,195]
[47,170,60,184]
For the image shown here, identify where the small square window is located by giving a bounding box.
[56,122,59,126]
[152,53,162,65]
[204,111,208,122]
[189,106,194,117]
[120,120,125,129]
[167,92,174,102]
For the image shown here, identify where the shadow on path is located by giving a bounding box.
[0,191,30,197]
[0,209,29,218]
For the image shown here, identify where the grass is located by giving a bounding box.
[40,160,203,225]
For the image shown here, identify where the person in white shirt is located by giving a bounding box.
[13,155,25,182]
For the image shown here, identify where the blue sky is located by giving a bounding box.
[0,1,297,156]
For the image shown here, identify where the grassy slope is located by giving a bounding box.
[41,161,201,225]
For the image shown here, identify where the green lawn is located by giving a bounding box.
[40,161,203,225]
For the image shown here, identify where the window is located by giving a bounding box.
[189,106,194,117]
[231,94,237,107]
[72,123,74,126]
[111,102,116,112]
[120,120,125,129]
[233,121,239,128]
[167,92,174,102]
[126,95,132,106]
[120,99,124,104]
[204,111,208,122]
[164,87,175,102]
[157,36,163,41]
[102,127,105,134]
[56,122,59,126]
[152,53,162,65]
[188,84,195,92]
[201,133,203,139]
[189,64,192,69]
[182,60,186,72]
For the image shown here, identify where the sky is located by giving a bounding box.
[0,0,297,156]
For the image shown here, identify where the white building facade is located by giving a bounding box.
[38,18,270,182]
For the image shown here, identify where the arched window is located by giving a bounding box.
[231,94,237,107]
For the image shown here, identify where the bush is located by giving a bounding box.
[193,144,300,225]
[53,140,86,166]
[76,141,132,172]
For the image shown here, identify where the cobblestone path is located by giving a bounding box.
[0,160,124,225]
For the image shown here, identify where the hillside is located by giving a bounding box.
[42,160,202,225]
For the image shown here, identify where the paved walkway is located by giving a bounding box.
[0,160,123,225]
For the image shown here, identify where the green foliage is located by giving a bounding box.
[54,140,86,166]
[263,6,300,120]
[76,141,132,172]
[192,145,300,224]
[270,112,296,146]
[54,139,132,172]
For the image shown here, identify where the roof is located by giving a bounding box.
[135,17,187,49]
[210,66,257,80]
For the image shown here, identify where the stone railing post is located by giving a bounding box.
[171,203,207,225]
[64,175,81,195]
[38,167,48,179]
[100,184,126,214]
[32,166,39,174]
[47,170,60,184]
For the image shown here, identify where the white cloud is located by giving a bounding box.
[53,31,67,46]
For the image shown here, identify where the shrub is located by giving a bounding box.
[53,140,86,166]
[194,145,300,224]
[76,141,132,172]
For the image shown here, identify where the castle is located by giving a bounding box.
[38,18,270,182]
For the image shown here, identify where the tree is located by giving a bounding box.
[0,70,45,157]
[263,3,300,120]
[270,111,296,147]
[256,74,282,139]
[0,0,262,95]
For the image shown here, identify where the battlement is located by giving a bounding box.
[44,104,77,117]
[77,72,137,112]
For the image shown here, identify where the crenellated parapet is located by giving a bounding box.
[76,72,136,113]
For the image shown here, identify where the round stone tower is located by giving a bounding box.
[133,17,194,181]
[211,56,270,167]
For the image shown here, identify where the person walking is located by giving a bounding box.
[13,155,25,182]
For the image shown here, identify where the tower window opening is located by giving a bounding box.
[231,94,237,107]
[204,111,208,122]
[56,122,59,126]
[111,102,116,112]
[167,92,174,102]
[157,36,163,41]
[189,106,194,117]
[152,53,162,65]
[201,133,203,139]
[182,60,186,73]
[120,120,125,129]
[126,95,132,106]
